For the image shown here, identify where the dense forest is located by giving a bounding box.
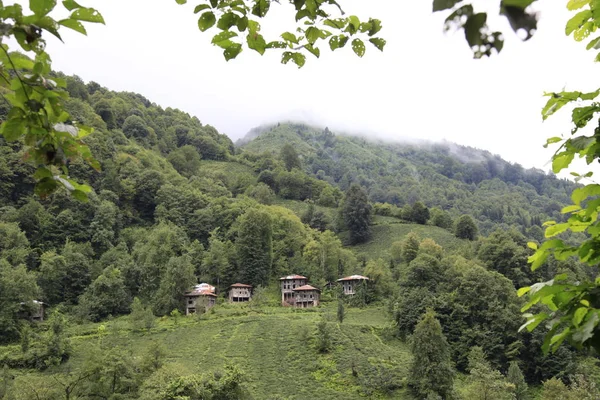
[0,74,598,399]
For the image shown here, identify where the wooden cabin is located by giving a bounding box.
[184,283,217,315]
[19,300,46,322]
[228,283,252,302]
[280,274,308,306]
[292,285,320,308]
[337,275,369,295]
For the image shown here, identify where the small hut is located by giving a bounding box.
[280,274,308,306]
[292,285,320,308]
[228,283,252,302]
[184,283,217,315]
[337,275,369,295]
[19,300,46,322]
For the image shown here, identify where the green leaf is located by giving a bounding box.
[62,0,81,11]
[71,189,88,202]
[237,16,248,31]
[282,32,299,44]
[351,38,365,57]
[305,44,320,58]
[368,19,383,36]
[194,4,211,13]
[573,312,599,344]
[217,12,238,30]
[34,177,58,199]
[198,12,216,32]
[71,7,104,23]
[223,43,242,60]
[369,38,386,51]
[572,184,600,205]
[552,152,575,173]
[212,31,238,48]
[30,0,57,16]
[568,0,591,10]
[33,166,53,180]
[323,18,346,30]
[251,0,269,17]
[574,307,589,327]
[566,10,592,36]
[562,205,582,213]
[281,51,306,68]
[545,223,571,238]
[175,0,187,4]
[59,18,86,34]
[587,36,600,49]
[433,0,461,11]
[550,327,571,352]
[247,32,267,55]
[518,312,549,333]
[1,118,26,142]
[517,286,531,297]
[306,26,321,44]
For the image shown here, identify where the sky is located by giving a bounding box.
[39,0,600,172]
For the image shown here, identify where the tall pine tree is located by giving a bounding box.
[236,208,273,287]
[341,184,372,244]
[409,310,454,399]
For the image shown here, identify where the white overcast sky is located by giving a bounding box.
[39,0,599,172]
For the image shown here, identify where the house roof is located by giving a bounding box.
[279,274,308,280]
[185,290,217,297]
[293,285,320,292]
[230,283,253,288]
[337,275,369,282]
[185,283,217,297]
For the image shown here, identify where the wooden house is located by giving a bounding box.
[337,275,369,295]
[280,274,308,306]
[184,283,217,315]
[228,283,252,302]
[19,300,46,322]
[292,285,320,308]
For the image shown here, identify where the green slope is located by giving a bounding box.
[341,222,468,260]
[3,304,412,399]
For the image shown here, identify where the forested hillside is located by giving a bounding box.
[1,75,599,399]
[240,123,578,238]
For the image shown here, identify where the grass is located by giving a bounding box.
[342,222,469,260]
[2,303,414,399]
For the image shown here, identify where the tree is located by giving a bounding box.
[410,202,430,225]
[401,232,420,264]
[455,214,478,240]
[235,208,273,287]
[430,207,454,230]
[130,297,155,331]
[337,299,345,324]
[409,310,454,399]
[507,361,528,400]
[540,378,571,400]
[315,318,333,353]
[153,255,197,316]
[281,143,301,171]
[460,347,513,400]
[0,260,40,343]
[78,267,131,322]
[167,145,202,178]
[341,184,372,244]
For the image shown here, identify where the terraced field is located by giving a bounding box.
[7,304,413,399]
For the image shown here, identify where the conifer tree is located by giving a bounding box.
[341,184,372,244]
[409,310,454,399]
[236,208,273,287]
[401,232,420,264]
[507,361,528,400]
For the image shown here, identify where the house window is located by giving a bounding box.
[188,300,193,305]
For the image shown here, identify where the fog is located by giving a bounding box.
[40,0,600,173]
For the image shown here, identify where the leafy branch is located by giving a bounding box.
[0,0,105,201]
